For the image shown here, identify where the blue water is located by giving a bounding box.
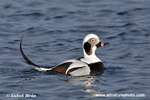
[0,0,150,100]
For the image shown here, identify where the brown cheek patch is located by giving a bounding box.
[84,42,92,56]
[87,49,92,55]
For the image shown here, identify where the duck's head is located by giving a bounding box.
[83,34,104,57]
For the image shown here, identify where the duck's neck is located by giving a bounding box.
[81,50,102,64]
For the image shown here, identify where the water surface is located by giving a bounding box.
[0,0,150,100]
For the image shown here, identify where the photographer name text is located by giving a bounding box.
[6,93,36,98]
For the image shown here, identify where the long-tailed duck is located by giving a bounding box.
[20,34,104,76]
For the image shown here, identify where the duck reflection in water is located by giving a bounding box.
[67,75,104,97]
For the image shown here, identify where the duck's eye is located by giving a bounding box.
[91,39,95,42]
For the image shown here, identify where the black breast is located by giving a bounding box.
[88,62,104,75]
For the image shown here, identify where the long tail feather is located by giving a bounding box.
[20,35,52,71]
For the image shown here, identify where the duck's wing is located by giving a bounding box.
[51,61,72,75]
[67,66,90,76]
[52,60,90,76]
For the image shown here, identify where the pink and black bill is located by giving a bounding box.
[96,42,104,48]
